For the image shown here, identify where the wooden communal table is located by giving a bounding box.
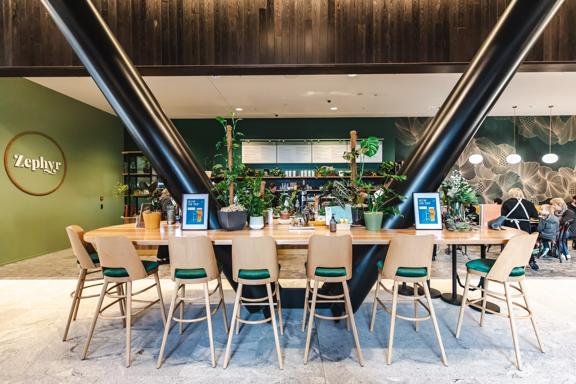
[85,223,523,309]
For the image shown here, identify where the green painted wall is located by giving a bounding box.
[0,78,124,266]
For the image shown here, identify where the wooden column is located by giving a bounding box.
[226,125,234,206]
[350,130,357,185]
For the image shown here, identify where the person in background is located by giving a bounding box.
[537,204,559,258]
[493,197,503,205]
[501,188,540,270]
[571,196,576,249]
[551,197,575,261]
[269,182,280,208]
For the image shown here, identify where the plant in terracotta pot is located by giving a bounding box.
[238,176,274,230]
[142,187,163,230]
[212,113,248,230]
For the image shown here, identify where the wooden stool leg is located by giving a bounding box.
[157,280,180,369]
[304,280,319,364]
[266,283,284,369]
[223,283,243,369]
[217,277,229,334]
[154,273,167,325]
[81,281,108,359]
[414,283,419,332]
[275,284,284,336]
[72,269,87,321]
[424,282,447,366]
[387,281,399,365]
[179,284,185,335]
[369,275,382,332]
[504,282,522,370]
[125,281,133,368]
[117,283,126,328]
[518,279,544,352]
[480,279,488,327]
[456,272,471,338]
[301,279,310,332]
[63,268,87,341]
[343,281,364,366]
[204,282,216,368]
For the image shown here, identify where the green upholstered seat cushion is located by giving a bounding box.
[376,259,428,278]
[238,269,270,280]
[466,258,525,277]
[174,268,207,279]
[77,252,99,265]
[314,267,347,277]
[103,260,159,278]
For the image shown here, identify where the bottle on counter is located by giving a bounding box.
[329,214,337,232]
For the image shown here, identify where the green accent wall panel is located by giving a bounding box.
[0,78,124,266]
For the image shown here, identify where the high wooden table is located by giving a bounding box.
[85,223,522,310]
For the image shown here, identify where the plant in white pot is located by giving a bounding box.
[239,176,274,230]
[212,113,248,230]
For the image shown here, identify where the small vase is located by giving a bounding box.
[249,216,265,230]
[363,211,384,231]
[142,211,161,230]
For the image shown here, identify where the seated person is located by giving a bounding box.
[537,204,559,257]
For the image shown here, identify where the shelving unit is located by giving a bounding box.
[121,151,159,218]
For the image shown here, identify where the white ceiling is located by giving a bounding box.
[27,72,576,118]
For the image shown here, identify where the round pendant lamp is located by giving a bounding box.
[468,154,483,164]
[506,105,522,164]
[542,105,558,164]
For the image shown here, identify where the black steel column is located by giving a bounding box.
[345,0,564,312]
[385,0,564,229]
[41,0,220,228]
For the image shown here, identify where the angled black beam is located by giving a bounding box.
[343,0,564,313]
[41,0,221,229]
[385,0,565,229]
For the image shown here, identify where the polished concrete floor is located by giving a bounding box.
[0,247,574,383]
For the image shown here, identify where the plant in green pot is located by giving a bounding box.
[238,176,273,230]
[212,112,248,230]
[363,175,406,231]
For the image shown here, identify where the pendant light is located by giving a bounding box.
[542,105,558,164]
[506,105,522,164]
[468,154,483,164]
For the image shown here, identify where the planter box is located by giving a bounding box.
[218,210,247,231]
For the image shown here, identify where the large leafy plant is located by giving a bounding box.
[237,176,274,217]
[342,136,380,183]
[212,113,245,208]
[440,170,478,208]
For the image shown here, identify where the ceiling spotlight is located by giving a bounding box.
[330,106,338,111]
[347,74,358,77]
[468,154,483,164]
[235,107,243,112]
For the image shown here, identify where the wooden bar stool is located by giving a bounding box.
[223,236,284,369]
[302,234,364,366]
[63,225,107,341]
[82,236,167,367]
[369,234,447,366]
[456,232,543,370]
[157,236,229,368]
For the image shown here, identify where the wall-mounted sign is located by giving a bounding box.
[3,131,67,196]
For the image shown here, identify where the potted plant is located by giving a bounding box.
[363,170,406,231]
[342,134,380,185]
[143,187,163,230]
[212,113,248,230]
[238,176,274,230]
[113,182,129,198]
[440,170,479,231]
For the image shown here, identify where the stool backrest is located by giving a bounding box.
[168,236,219,280]
[487,233,538,282]
[94,236,147,280]
[382,234,435,279]
[232,236,278,282]
[66,225,97,269]
[307,234,352,279]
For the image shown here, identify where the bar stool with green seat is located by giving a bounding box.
[456,232,543,370]
[223,236,284,369]
[302,234,364,366]
[156,236,229,368]
[63,225,109,341]
[369,234,447,366]
[82,236,167,367]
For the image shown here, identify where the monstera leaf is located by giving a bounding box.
[360,136,379,157]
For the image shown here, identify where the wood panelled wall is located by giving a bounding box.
[2,0,576,68]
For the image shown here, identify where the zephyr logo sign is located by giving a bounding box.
[4,131,67,196]
[13,154,63,175]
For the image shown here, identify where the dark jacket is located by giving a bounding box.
[501,198,539,233]
[537,214,559,240]
[559,209,576,234]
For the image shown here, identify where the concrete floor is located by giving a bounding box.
[0,247,575,383]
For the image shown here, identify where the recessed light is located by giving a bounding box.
[330,107,338,111]
[347,74,358,77]
[211,75,220,79]
[235,107,243,112]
